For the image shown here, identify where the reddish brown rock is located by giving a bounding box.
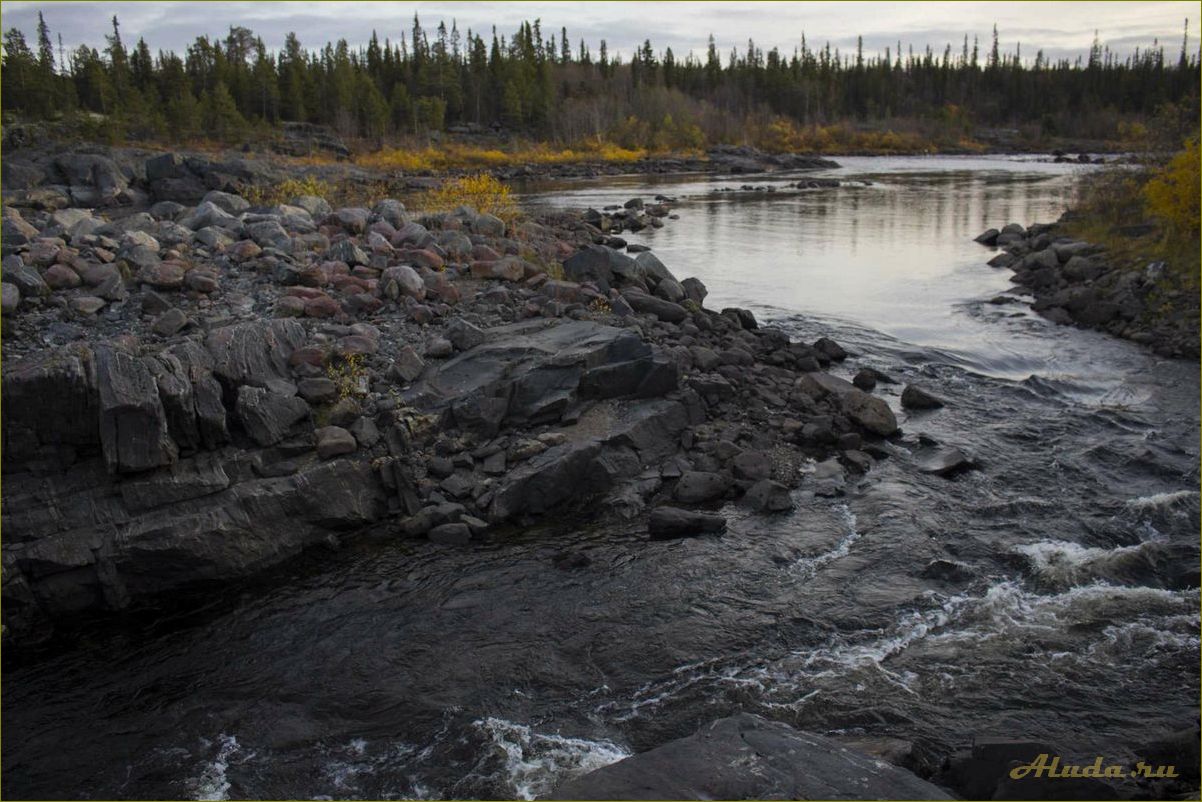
[304,294,342,318]
[44,264,82,290]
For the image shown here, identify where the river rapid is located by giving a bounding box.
[4,155,1198,800]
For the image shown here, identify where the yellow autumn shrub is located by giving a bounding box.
[1143,138,1201,238]
[420,173,519,223]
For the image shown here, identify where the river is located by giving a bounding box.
[3,155,1198,800]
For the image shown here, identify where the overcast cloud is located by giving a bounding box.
[3,1,1197,65]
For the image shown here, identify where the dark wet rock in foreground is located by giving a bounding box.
[548,713,952,800]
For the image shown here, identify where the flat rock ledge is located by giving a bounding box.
[548,713,952,800]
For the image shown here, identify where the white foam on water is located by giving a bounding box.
[778,580,1197,695]
[1012,539,1154,587]
[1125,489,1199,512]
[188,734,244,801]
[472,717,630,801]
[320,737,419,797]
[791,505,861,580]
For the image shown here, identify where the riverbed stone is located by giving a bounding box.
[901,384,945,409]
[795,372,898,437]
[743,479,793,512]
[648,506,727,539]
[674,471,728,503]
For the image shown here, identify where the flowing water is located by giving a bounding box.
[4,156,1198,800]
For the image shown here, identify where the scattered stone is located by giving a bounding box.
[69,295,106,315]
[1,282,20,313]
[44,264,82,290]
[732,450,772,481]
[446,318,485,351]
[315,425,357,459]
[151,308,189,337]
[428,522,472,545]
[674,471,728,503]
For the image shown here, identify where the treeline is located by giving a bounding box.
[2,12,1199,149]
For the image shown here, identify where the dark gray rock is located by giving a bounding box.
[2,259,49,297]
[1,281,20,313]
[315,425,357,459]
[811,457,846,497]
[680,276,707,307]
[731,450,772,481]
[390,345,426,383]
[974,228,1000,245]
[406,319,661,428]
[328,238,368,266]
[446,318,486,351]
[2,348,101,463]
[549,714,952,800]
[622,289,688,323]
[563,244,636,291]
[813,336,848,361]
[488,399,687,521]
[795,372,898,437]
[634,251,680,287]
[744,479,794,512]
[901,384,945,410]
[297,377,338,405]
[95,347,179,474]
[648,506,727,539]
[151,308,189,337]
[205,319,307,396]
[674,470,728,503]
[235,386,310,447]
[428,522,472,545]
[119,452,230,511]
[348,416,380,448]
[914,445,974,477]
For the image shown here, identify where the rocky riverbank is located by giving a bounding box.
[1,145,904,647]
[0,141,838,213]
[974,220,1200,359]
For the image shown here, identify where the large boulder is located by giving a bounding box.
[234,386,309,446]
[205,319,307,396]
[549,714,952,800]
[674,471,728,503]
[795,372,898,437]
[488,398,689,522]
[2,347,101,463]
[563,245,639,292]
[405,319,673,429]
[95,347,179,474]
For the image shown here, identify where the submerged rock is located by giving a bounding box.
[648,506,727,539]
[901,384,945,409]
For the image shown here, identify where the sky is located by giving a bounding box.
[3,1,1198,65]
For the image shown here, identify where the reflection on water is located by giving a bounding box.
[521,155,1087,376]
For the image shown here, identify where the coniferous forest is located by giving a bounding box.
[1,12,1200,151]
